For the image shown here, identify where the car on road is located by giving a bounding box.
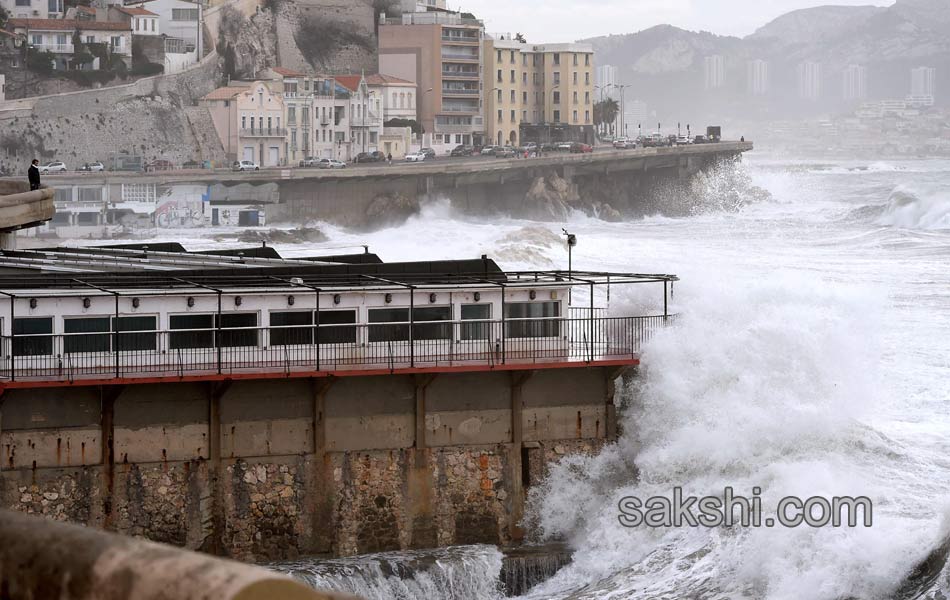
[404,151,426,162]
[494,146,517,158]
[675,135,691,146]
[182,160,204,169]
[420,147,436,159]
[540,143,559,153]
[571,143,594,153]
[556,142,573,151]
[232,160,260,172]
[524,142,538,153]
[692,135,708,144]
[613,138,632,149]
[355,151,384,163]
[300,157,321,167]
[317,158,346,169]
[38,161,67,174]
[480,146,498,156]
[145,159,175,172]
[450,145,474,157]
[77,161,105,172]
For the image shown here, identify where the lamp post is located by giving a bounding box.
[613,83,629,140]
[562,228,576,305]
[594,84,612,137]
[489,86,501,145]
[420,87,432,151]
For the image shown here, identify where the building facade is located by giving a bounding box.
[704,55,724,90]
[798,61,822,100]
[7,18,132,70]
[125,0,202,60]
[842,64,867,101]
[746,59,768,96]
[483,36,595,146]
[201,81,286,166]
[910,66,935,100]
[1,0,64,21]
[378,8,486,155]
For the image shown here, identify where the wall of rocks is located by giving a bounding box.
[0,368,620,561]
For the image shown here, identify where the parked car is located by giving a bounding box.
[524,142,538,152]
[420,147,436,159]
[675,135,691,146]
[182,160,204,169]
[613,138,631,149]
[450,145,474,157]
[540,143,559,153]
[571,143,594,153]
[405,151,426,162]
[480,146,498,156]
[556,142,573,151]
[300,157,321,167]
[693,135,708,144]
[494,146,516,158]
[38,161,67,174]
[145,159,174,172]
[318,158,346,169]
[232,160,259,172]
[355,151,384,163]
[77,161,104,172]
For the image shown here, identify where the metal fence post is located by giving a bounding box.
[409,287,415,368]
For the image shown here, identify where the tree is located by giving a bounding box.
[385,118,423,135]
[0,5,9,29]
[593,98,619,135]
[514,32,526,43]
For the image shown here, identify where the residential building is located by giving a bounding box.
[1,0,64,21]
[369,73,417,123]
[124,0,202,60]
[108,5,160,36]
[8,18,132,70]
[200,81,286,166]
[798,61,822,100]
[596,64,617,98]
[704,55,724,90]
[336,73,385,156]
[483,36,595,146]
[625,100,649,131]
[911,66,935,99]
[842,64,867,101]
[0,29,21,72]
[747,59,768,96]
[378,7,486,154]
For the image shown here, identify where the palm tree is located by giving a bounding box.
[594,99,620,136]
[514,32,526,43]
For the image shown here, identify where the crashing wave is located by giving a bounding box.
[876,186,950,230]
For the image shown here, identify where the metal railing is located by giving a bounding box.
[0,315,672,383]
[239,128,288,137]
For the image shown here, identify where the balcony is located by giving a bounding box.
[442,87,479,96]
[0,312,672,384]
[442,71,479,80]
[441,34,479,45]
[441,105,479,114]
[441,51,479,62]
[239,128,288,138]
[33,43,73,54]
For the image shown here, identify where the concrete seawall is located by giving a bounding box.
[0,367,624,560]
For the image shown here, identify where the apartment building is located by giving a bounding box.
[7,18,132,70]
[201,81,286,166]
[483,36,595,146]
[378,8,486,154]
[1,0,64,20]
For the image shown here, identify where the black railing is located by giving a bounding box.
[0,315,673,382]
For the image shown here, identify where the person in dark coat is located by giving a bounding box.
[28,159,41,191]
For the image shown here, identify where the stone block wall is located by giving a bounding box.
[0,367,621,560]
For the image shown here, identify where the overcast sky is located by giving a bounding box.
[458,0,895,41]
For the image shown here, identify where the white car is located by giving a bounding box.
[318,158,347,169]
[405,152,426,162]
[39,161,67,174]
[78,161,104,172]
[232,160,260,172]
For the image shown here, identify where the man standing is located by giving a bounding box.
[28,159,41,191]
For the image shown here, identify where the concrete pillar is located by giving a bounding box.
[207,380,231,554]
[100,385,123,529]
[508,370,533,542]
[0,232,16,251]
[605,366,629,442]
[309,377,336,553]
[408,374,437,548]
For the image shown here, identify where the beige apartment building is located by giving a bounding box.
[201,81,286,166]
[378,9,486,154]
[483,37,595,146]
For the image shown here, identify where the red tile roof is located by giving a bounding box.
[334,73,415,91]
[273,67,305,77]
[201,86,248,101]
[8,18,132,31]
[113,5,158,16]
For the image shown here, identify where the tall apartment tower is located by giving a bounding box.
[842,64,868,101]
[704,55,725,90]
[797,61,822,100]
[746,59,769,96]
[910,66,936,97]
[378,8,486,154]
[596,64,617,98]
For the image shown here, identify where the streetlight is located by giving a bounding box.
[562,228,576,305]
[593,84,612,136]
[489,87,501,145]
[613,84,629,140]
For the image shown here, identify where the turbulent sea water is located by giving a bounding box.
[117,155,950,598]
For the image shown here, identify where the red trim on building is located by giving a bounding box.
[0,358,638,391]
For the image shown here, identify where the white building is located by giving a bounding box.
[746,59,769,96]
[1,0,64,20]
[842,64,867,101]
[910,66,935,99]
[336,74,385,156]
[625,99,649,131]
[596,64,617,98]
[372,73,417,123]
[798,61,822,100]
[110,5,160,36]
[8,18,132,70]
[125,0,202,59]
[704,55,724,90]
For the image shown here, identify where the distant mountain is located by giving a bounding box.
[583,0,950,125]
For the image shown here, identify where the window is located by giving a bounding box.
[573,91,578,104]
[110,36,121,48]
[510,110,515,122]
[169,314,214,349]
[585,54,590,66]
[505,302,561,338]
[172,8,199,20]
[510,70,515,83]
[585,72,590,85]
[114,316,157,352]
[16,0,30,6]
[368,307,451,342]
[573,110,578,123]
[522,91,528,104]
[497,69,502,83]
[496,49,501,61]
[461,304,491,341]
[553,110,560,123]
[573,53,578,66]
[497,109,502,123]
[270,311,312,346]
[552,91,560,104]
[522,72,527,85]
[31,34,42,45]
[554,72,560,85]
[64,317,110,353]
[510,90,515,103]
[13,317,53,356]
[585,110,590,123]
[86,35,94,44]
[585,91,590,104]
[218,313,258,348]
[573,72,578,85]
[497,89,502,102]
[553,53,560,66]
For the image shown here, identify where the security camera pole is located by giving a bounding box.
[562,228,577,305]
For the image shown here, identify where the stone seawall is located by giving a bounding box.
[0,368,619,561]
